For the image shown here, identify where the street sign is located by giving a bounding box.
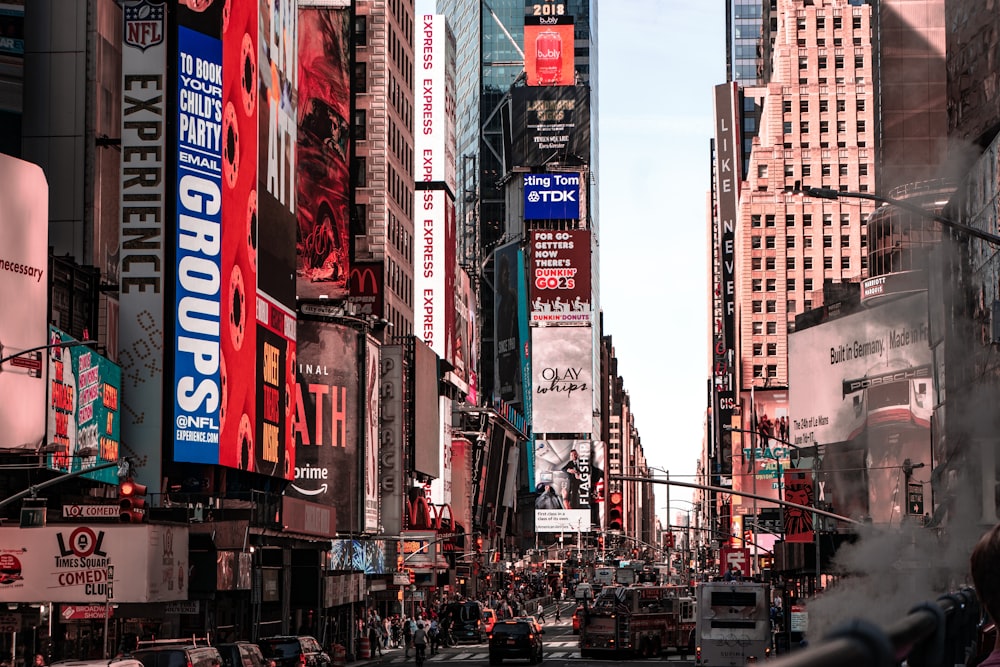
[20,507,46,528]
[0,613,20,633]
[60,605,112,621]
[62,505,120,519]
[392,572,410,586]
[908,482,924,515]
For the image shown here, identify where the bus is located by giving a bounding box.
[695,580,771,665]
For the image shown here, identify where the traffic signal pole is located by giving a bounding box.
[0,459,120,510]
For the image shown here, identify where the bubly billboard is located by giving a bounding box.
[523,172,580,220]
[524,16,574,87]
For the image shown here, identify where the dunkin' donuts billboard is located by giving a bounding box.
[528,228,590,324]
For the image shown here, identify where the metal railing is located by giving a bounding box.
[768,588,983,667]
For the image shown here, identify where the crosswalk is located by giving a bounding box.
[376,641,691,663]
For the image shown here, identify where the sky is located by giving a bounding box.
[596,2,726,521]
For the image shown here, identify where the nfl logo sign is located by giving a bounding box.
[121,0,164,51]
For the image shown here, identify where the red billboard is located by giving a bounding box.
[292,319,361,531]
[348,262,384,318]
[528,229,591,324]
[296,5,352,300]
[524,17,574,86]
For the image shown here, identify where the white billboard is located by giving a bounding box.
[0,525,188,603]
[414,14,456,195]
[413,188,455,363]
[789,292,933,523]
[534,509,591,533]
[531,326,593,433]
[0,153,48,449]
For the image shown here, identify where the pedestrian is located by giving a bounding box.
[368,620,383,657]
[428,618,440,655]
[554,603,561,622]
[403,615,415,658]
[412,622,428,664]
[970,522,1000,666]
[34,655,46,667]
[536,601,545,623]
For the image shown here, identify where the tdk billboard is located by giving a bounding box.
[524,173,580,220]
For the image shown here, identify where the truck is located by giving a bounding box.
[694,580,772,665]
[579,584,696,659]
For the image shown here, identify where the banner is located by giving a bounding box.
[528,228,590,324]
[510,86,590,168]
[531,327,593,433]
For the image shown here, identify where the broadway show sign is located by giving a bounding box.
[531,327,593,433]
[528,228,590,324]
[510,86,590,168]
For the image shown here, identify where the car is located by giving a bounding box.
[444,600,487,643]
[482,608,497,635]
[572,605,583,634]
[259,636,329,667]
[512,616,543,634]
[488,620,543,665]
[53,660,144,667]
[132,639,223,667]
[215,642,265,667]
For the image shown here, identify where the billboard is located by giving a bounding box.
[414,14,457,195]
[452,267,476,398]
[0,525,188,603]
[119,0,166,491]
[789,292,932,523]
[429,396,453,505]
[412,338,441,479]
[528,228,590,324]
[46,328,121,485]
[533,439,602,515]
[296,4,351,299]
[292,320,360,530]
[510,86,590,168]
[415,188,456,363]
[531,326,593,433]
[378,345,404,535]
[494,242,526,406]
[524,16,574,86]
[0,153,48,450]
[523,172,581,220]
[363,335,380,532]
[783,468,815,543]
[534,509,591,533]
[348,262,384,318]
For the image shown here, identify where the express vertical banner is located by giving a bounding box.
[297,4,351,299]
[524,16,574,86]
[414,188,456,365]
[292,320,360,529]
[415,14,457,195]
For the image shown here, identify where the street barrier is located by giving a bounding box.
[332,644,346,667]
[768,588,982,667]
[359,637,370,660]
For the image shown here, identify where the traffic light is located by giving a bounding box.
[407,568,415,584]
[664,532,675,548]
[608,491,623,531]
[118,478,148,522]
[475,535,483,553]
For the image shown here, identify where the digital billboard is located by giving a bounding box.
[523,172,581,220]
[510,86,590,168]
[414,188,456,364]
[46,328,121,485]
[297,4,351,300]
[524,16,574,86]
[292,319,361,530]
[789,292,932,524]
[531,326,593,433]
[415,14,457,195]
[0,153,48,450]
[533,439,602,516]
[118,0,166,490]
[528,228,590,324]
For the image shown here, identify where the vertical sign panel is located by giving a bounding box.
[363,335,380,532]
[414,14,457,195]
[531,326,592,433]
[379,345,404,536]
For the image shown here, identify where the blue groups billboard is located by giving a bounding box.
[523,172,580,220]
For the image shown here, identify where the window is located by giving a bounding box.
[855,55,864,69]
[800,100,809,113]
[820,121,829,133]
[799,57,808,70]
[837,99,846,112]
[351,156,367,187]
[804,257,813,269]
[788,300,797,313]
[797,18,806,30]
[823,213,833,226]
[804,237,813,249]
[753,300,763,313]
[766,279,777,291]
[786,235,796,248]
[841,235,850,247]
[839,164,849,176]
[752,236,762,249]
[833,16,842,29]
[822,164,832,176]
[765,236,776,249]
[804,278,814,291]
[835,55,845,69]
[785,164,795,177]
[752,214,762,227]
[767,342,778,355]
[783,100,792,113]
[765,214,776,227]
[753,279,763,291]
[766,257,776,270]
[841,256,851,269]
[823,256,833,269]
[766,322,777,335]
[818,56,828,69]
[766,300,777,313]
[823,235,833,248]
[354,15,368,46]
[857,99,866,112]
[857,120,867,133]
[753,343,763,356]
[786,214,796,226]
[753,323,764,335]
[786,278,796,290]
[803,214,813,226]
[861,233,867,248]
[783,121,793,134]
[853,16,862,30]
[819,100,829,112]
[817,16,825,29]
[805,299,813,310]
[752,257,762,270]
[353,62,368,92]
[352,109,367,140]
[802,164,812,177]
[841,213,850,225]
[758,164,769,178]
[859,164,869,176]
[800,121,809,133]
[786,257,796,269]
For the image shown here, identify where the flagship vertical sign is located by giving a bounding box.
[713,83,740,432]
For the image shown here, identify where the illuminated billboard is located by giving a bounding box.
[510,86,590,168]
[46,328,121,485]
[415,14,457,195]
[292,319,361,530]
[348,262,384,318]
[494,242,526,406]
[534,439,602,515]
[0,153,48,450]
[524,16,574,86]
[528,229,590,324]
[297,4,351,300]
[789,292,932,524]
[414,188,456,364]
[118,0,166,489]
[531,326,593,433]
[523,172,581,220]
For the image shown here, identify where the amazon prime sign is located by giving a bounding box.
[293,318,361,529]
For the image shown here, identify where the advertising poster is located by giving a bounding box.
[494,241,525,406]
[528,228,590,324]
[0,525,187,603]
[734,390,790,504]
[523,172,581,221]
[0,154,48,450]
[452,267,475,397]
[524,16,574,86]
[415,188,456,364]
[292,320,360,530]
[783,468,815,543]
[379,345,404,536]
[534,509,591,533]
[364,335,380,532]
[531,326,593,433]
[412,339,440,479]
[173,15,223,462]
[296,4,351,299]
[789,292,933,523]
[348,262,384,318]
[533,439,602,518]
[118,0,166,491]
[510,86,590,168]
[46,328,121,484]
[329,538,387,575]
[414,14,457,195]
